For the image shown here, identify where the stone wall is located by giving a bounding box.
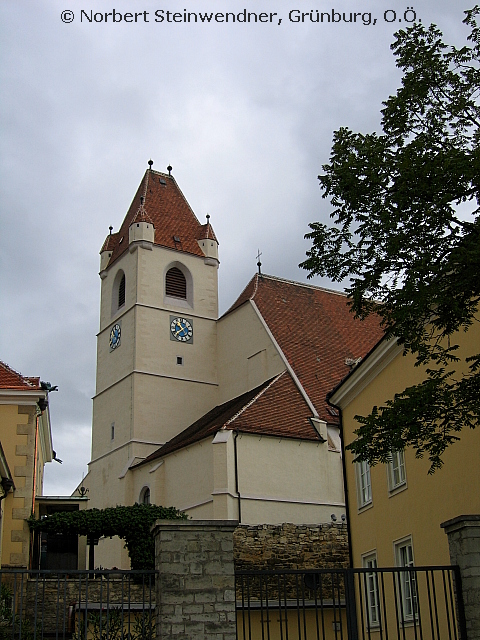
[233,522,349,571]
[153,520,237,640]
[442,515,480,640]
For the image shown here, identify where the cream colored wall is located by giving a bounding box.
[341,322,480,567]
[233,433,345,524]
[217,302,285,403]
[135,431,345,529]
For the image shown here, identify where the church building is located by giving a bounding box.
[83,165,383,568]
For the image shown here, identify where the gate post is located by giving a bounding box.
[441,515,480,640]
[152,519,238,640]
[344,569,359,640]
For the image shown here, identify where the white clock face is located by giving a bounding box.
[170,317,193,342]
[109,324,121,350]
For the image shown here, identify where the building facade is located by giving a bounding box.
[0,362,53,568]
[329,323,480,570]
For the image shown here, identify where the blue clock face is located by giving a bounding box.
[170,317,193,342]
[109,324,121,350]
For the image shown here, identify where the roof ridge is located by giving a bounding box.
[224,370,287,427]
[258,273,347,297]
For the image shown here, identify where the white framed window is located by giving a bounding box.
[362,552,380,628]
[394,537,417,621]
[388,450,406,492]
[356,460,372,508]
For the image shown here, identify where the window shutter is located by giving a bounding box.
[166,267,187,299]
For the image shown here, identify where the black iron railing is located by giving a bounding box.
[235,566,466,640]
[0,569,156,640]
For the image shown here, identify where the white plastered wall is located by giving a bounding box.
[217,302,285,403]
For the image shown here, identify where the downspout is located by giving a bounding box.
[32,413,40,515]
[328,400,354,568]
[30,411,40,569]
[233,431,241,524]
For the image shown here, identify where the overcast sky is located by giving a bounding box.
[0,0,470,496]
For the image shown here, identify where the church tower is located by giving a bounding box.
[86,166,220,559]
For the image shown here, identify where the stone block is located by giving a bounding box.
[161,562,190,575]
[183,604,204,615]
[190,612,220,623]
[12,508,30,520]
[205,561,234,576]
[194,592,216,604]
[184,621,205,635]
[189,562,203,575]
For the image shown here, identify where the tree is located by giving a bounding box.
[28,503,187,570]
[301,7,480,472]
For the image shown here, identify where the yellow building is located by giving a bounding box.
[329,323,480,570]
[0,361,53,568]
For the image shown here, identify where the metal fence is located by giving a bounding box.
[235,566,466,640]
[0,569,156,640]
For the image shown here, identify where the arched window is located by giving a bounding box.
[118,273,126,308]
[140,486,150,505]
[112,269,126,316]
[165,267,187,299]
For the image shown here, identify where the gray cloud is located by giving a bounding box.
[0,0,468,494]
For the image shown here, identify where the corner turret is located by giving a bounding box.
[99,227,115,279]
[197,214,219,266]
[128,197,155,251]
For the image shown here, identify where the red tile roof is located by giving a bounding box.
[196,222,218,242]
[101,170,217,267]
[223,274,384,425]
[0,361,42,391]
[138,371,322,464]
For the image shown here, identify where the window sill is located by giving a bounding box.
[357,500,373,514]
[388,482,407,497]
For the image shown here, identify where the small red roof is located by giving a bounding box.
[223,274,384,425]
[0,361,42,391]
[138,371,322,464]
[100,169,217,267]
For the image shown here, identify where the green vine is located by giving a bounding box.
[27,503,187,570]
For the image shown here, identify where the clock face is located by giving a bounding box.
[109,324,121,350]
[170,317,193,343]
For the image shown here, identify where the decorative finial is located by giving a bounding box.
[256,249,262,275]
[109,226,113,235]
[148,159,153,170]
[167,165,172,176]
[206,214,210,224]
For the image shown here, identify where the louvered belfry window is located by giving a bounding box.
[166,267,187,299]
[118,273,126,308]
